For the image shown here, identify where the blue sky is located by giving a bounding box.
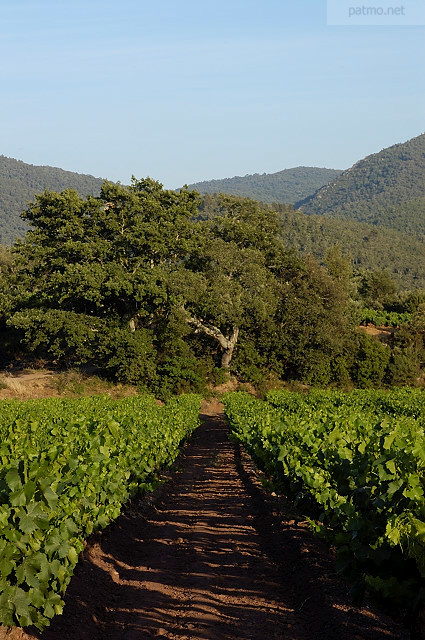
[0,0,424,187]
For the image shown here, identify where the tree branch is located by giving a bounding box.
[182,308,239,368]
[185,314,231,350]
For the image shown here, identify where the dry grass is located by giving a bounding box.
[0,369,138,401]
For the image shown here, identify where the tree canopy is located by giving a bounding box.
[1,180,355,396]
[6,178,425,395]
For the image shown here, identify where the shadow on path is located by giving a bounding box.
[3,406,409,640]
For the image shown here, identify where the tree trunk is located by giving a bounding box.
[221,327,239,369]
[184,312,239,369]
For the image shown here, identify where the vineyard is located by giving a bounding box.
[0,393,201,630]
[223,388,425,611]
[359,308,412,328]
[0,387,419,638]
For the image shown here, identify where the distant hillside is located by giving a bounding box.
[0,156,104,244]
[298,133,425,232]
[188,167,342,204]
[276,205,425,290]
[199,194,425,290]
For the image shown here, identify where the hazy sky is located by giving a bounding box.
[1,0,424,187]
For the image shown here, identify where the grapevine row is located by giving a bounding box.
[0,393,201,629]
[223,388,425,608]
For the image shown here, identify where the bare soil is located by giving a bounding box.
[0,400,410,640]
[358,325,396,343]
[0,369,138,400]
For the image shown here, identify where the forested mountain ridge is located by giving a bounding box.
[0,155,104,244]
[276,205,425,290]
[1,133,425,290]
[199,194,425,290]
[297,133,425,231]
[188,166,342,204]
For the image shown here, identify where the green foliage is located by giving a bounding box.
[277,206,425,291]
[208,366,229,386]
[223,388,425,611]
[9,180,350,393]
[359,308,411,327]
[384,325,425,386]
[1,183,357,390]
[9,309,102,363]
[388,346,421,386]
[358,270,398,309]
[156,345,209,398]
[232,339,265,384]
[0,393,201,629]
[0,155,104,245]
[5,179,202,392]
[350,332,391,388]
[403,291,425,313]
[4,176,425,391]
[275,255,351,384]
[1,136,425,295]
[189,167,342,205]
[324,245,353,293]
[411,304,425,334]
[98,326,158,385]
[299,133,425,231]
[201,194,425,291]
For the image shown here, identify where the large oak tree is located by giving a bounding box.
[4,181,351,393]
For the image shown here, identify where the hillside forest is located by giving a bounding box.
[1,178,425,398]
[188,166,342,204]
[299,133,425,228]
[0,155,103,245]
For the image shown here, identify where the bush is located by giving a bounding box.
[350,332,391,388]
[233,340,266,385]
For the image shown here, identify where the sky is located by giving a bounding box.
[0,0,424,188]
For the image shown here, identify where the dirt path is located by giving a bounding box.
[1,402,409,640]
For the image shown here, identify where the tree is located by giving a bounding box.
[164,194,288,370]
[271,255,351,384]
[6,182,291,388]
[5,183,353,393]
[325,245,353,295]
[7,179,200,384]
[176,239,279,369]
[350,332,391,388]
[189,196,352,385]
[359,269,397,309]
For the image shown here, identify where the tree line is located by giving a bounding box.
[1,178,425,397]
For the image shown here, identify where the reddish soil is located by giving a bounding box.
[0,401,410,640]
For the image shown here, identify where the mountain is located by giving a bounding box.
[276,205,425,290]
[2,133,425,290]
[198,194,425,290]
[0,156,104,244]
[297,133,425,232]
[188,167,342,204]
